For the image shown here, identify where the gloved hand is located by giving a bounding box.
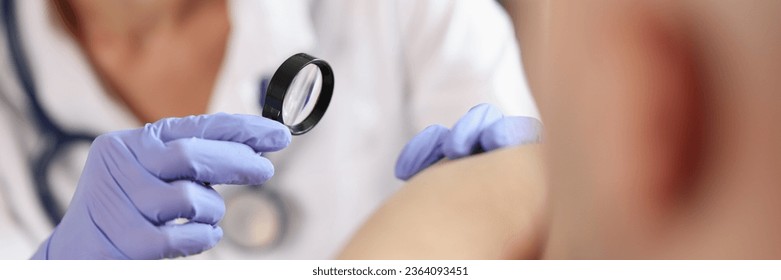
[31,113,291,259]
[395,103,542,180]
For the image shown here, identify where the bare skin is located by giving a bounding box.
[54,0,230,123]
[339,145,546,259]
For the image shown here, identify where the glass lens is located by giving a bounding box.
[282,64,322,126]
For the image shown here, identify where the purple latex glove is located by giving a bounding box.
[395,103,542,180]
[31,113,291,259]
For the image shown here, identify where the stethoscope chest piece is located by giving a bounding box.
[221,186,288,250]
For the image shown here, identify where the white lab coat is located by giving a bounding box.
[0,0,538,259]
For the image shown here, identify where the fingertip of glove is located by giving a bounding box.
[480,117,543,151]
[394,168,413,181]
[212,226,224,244]
[194,225,223,253]
[394,125,449,180]
[266,126,292,149]
[249,156,275,184]
[262,161,275,182]
[443,104,504,159]
[421,124,450,138]
[242,117,291,151]
[199,225,223,249]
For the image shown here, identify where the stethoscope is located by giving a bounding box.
[1,0,334,251]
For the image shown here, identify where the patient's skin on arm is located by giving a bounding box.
[338,145,546,259]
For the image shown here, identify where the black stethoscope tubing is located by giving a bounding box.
[2,0,96,226]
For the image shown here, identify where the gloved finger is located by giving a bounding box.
[394,125,449,181]
[95,141,228,225]
[479,116,543,151]
[441,103,503,159]
[58,135,225,260]
[148,113,291,153]
[81,180,168,259]
[132,180,225,226]
[142,138,276,185]
[158,223,223,259]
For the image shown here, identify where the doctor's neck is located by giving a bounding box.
[53,0,220,41]
[49,0,231,123]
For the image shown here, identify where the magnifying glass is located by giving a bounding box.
[262,53,334,135]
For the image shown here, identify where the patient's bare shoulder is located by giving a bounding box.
[338,145,546,259]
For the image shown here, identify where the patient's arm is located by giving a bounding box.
[338,145,546,259]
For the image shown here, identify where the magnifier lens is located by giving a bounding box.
[262,53,333,135]
[281,64,322,126]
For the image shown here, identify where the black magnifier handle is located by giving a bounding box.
[262,53,334,135]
